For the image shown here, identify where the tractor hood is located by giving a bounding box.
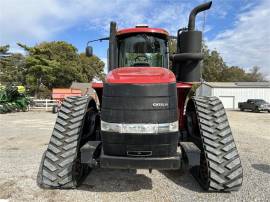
[105,67,176,84]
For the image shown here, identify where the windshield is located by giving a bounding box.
[118,34,168,68]
[256,100,267,104]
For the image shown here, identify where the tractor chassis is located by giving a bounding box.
[80,140,201,170]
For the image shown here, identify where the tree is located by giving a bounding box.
[78,53,105,82]
[0,45,10,54]
[245,66,265,82]
[18,41,105,97]
[168,38,177,70]
[202,46,226,81]
[18,43,61,97]
[0,45,26,84]
[0,53,26,84]
[168,38,177,55]
[202,44,267,82]
[220,66,247,82]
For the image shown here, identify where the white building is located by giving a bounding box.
[196,82,270,109]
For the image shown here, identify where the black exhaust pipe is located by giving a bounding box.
[171,1,212,82]
[109,21,118,71]
[188,1,212,31]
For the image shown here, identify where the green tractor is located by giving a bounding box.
[0,84,30,114]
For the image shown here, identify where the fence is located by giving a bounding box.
[30,99,58,111]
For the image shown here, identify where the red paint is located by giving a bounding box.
[177,86,191,130]
[176,82,193,88]
[92,82,103,88]
[175,83,192,129]
[117,28,169,37]
[52,88,82,101]
[106,67,176,84]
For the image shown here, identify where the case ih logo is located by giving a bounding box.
[152,103,169,108]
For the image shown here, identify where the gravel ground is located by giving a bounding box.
[0,111,269,202]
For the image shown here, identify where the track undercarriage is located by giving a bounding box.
[37,95,243,191]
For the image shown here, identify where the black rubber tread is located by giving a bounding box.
[37,96,92,189]
[189,96,243,191]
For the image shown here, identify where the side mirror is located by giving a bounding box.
[85,46,93,57]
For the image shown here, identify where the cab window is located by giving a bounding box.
[118,34,168,68]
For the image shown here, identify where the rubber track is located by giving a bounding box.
[37,96,90,189]
[192,96,243,191]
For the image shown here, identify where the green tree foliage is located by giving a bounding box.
[202,46,226,81]
[220,66,247,82]
[168,38,177,55]
[0,45,10,54]
[18,41,104,97]
[168,38,177,70]
[0,45,26,84]
[79,53,105,82]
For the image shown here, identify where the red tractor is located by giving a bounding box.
[38,1,243,191]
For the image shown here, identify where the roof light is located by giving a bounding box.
[135,24,149,28]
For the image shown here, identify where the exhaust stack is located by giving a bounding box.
[171,1,212,82]
[108,21,118,71]
[188,1,212,31]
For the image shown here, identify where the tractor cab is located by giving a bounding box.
[116,26,169,68]
[86,24,170,71]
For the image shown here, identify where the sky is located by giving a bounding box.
[0,0,269,78]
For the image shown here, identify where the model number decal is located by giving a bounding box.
[152,103,169,108]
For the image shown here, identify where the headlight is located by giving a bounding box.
[101,121,178,134]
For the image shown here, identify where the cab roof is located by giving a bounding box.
[116,27,169,37]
